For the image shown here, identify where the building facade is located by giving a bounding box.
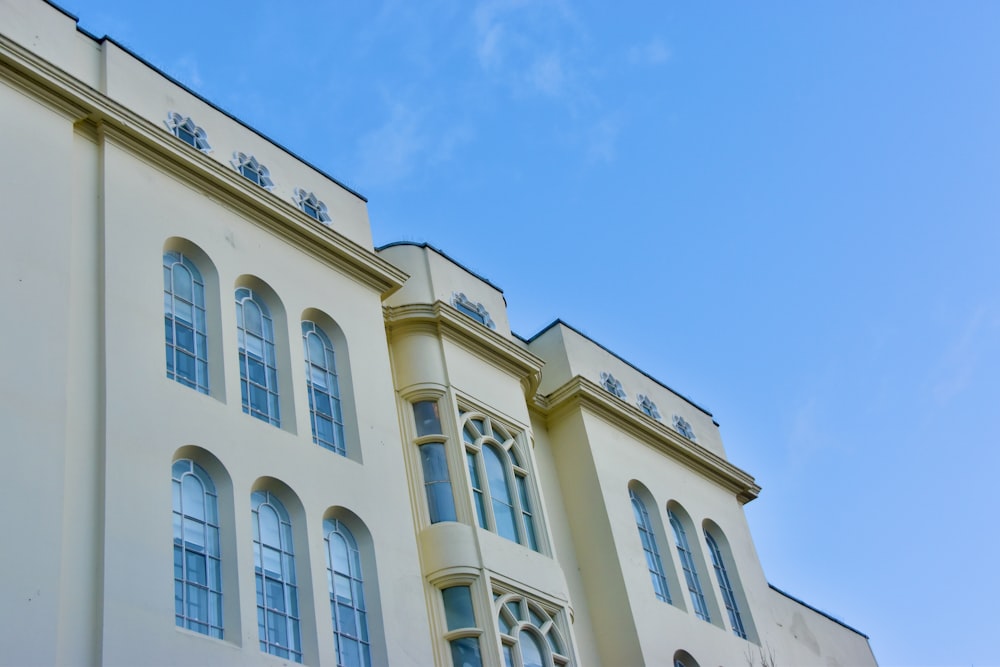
[0,2,877,665]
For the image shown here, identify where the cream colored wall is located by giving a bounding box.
[99,42,375,249]
[0,0,103,86]
[528,322,727,458]
[379,243,511,337]
[0,73,99,667]
[94,136,432,665]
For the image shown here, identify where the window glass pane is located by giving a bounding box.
[442,585,475,631]
[519,630,545,667]
[449,637,483,667]
[412,401,442,436]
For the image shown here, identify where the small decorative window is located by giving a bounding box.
[236,288,280,426]
[629,489,671,603]
[302,321,345,454]
[452,292,495,329]
[164,251,209,394]
[705,531,747,639]
[669,510,710,622]
[293,188,332,224]
[325,519,372,667]
[172,459,223,638]
[232,152,274,189]
[165,112,211,152]
[636,394,661,420]
[672,415,696,441]
[495,593,570,667]
[462,411,539,550]
[251,491,301,662]
[442,585,484,667]
[600,372,627,400]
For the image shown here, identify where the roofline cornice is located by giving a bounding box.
[0,32,408,299]
[384,302,545,398]
[533,376,760,504]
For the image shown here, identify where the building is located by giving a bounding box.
[0,2,877,665]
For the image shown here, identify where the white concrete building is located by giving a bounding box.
[0,2,877,665]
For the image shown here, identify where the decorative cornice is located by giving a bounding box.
[384,302,544,399]
[0,32,408,299]
[534,376,760,504]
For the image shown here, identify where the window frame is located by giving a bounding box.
[293,188,332,224]
[441,584,485,667]
[669,510,711,622]
[324,518,372,667]
[494,591,571,667]
[172,459,223,638]
[165,112,212,152]
[629,488,672,604]
[705,530,748,639]
[302,320,345,454]
[236,287,281,427]
[251,490,302,662]
[164,251,209,394]
[231,152,275,190]
[460,410,541,551]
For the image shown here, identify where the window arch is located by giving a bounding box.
[164,251,209,394]
[629,488,671,603]
[251,491,301,662]
[232,152,274,189]
[294,188,332,224]
[495,593,570,667]
[705,528,748,639]
[303,321,345,454]
[461,411,539,550]
[325,519,371,666]
[172,459,222,637]
[165,112,211,152]
[669,509,710,621]
[236,288,280,426]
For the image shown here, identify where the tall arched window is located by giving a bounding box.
[462,412,539,550]
[669,510,710,621]
[495,593,570,667]
[251,491,301,662]
[302,321,345,455]
[236,288,280,426]
[164,252,209,394]
[325,519,371,667]
[172,459,222,637]
[705,531,747,639]
[629,489,671,603]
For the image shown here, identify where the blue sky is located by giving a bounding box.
[61,1,1000,663]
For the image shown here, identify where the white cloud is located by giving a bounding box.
[357,102,429,186]
[628,38,671,66]
[930,305,997,404]
[527,52,564,96]
[171,55,204,88]
[586,116,621,163]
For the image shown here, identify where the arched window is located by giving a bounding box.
[251,491,301,662]
[462,412,539,550]
[172,459,222,638]
[164,252,209,394]
[236,288,280,426]
[705,531,747,639]
[629,489,671,603]
[669,510,710,621]
[303,321,345,454]
[325,519,371,667]
[495,593,570,667]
